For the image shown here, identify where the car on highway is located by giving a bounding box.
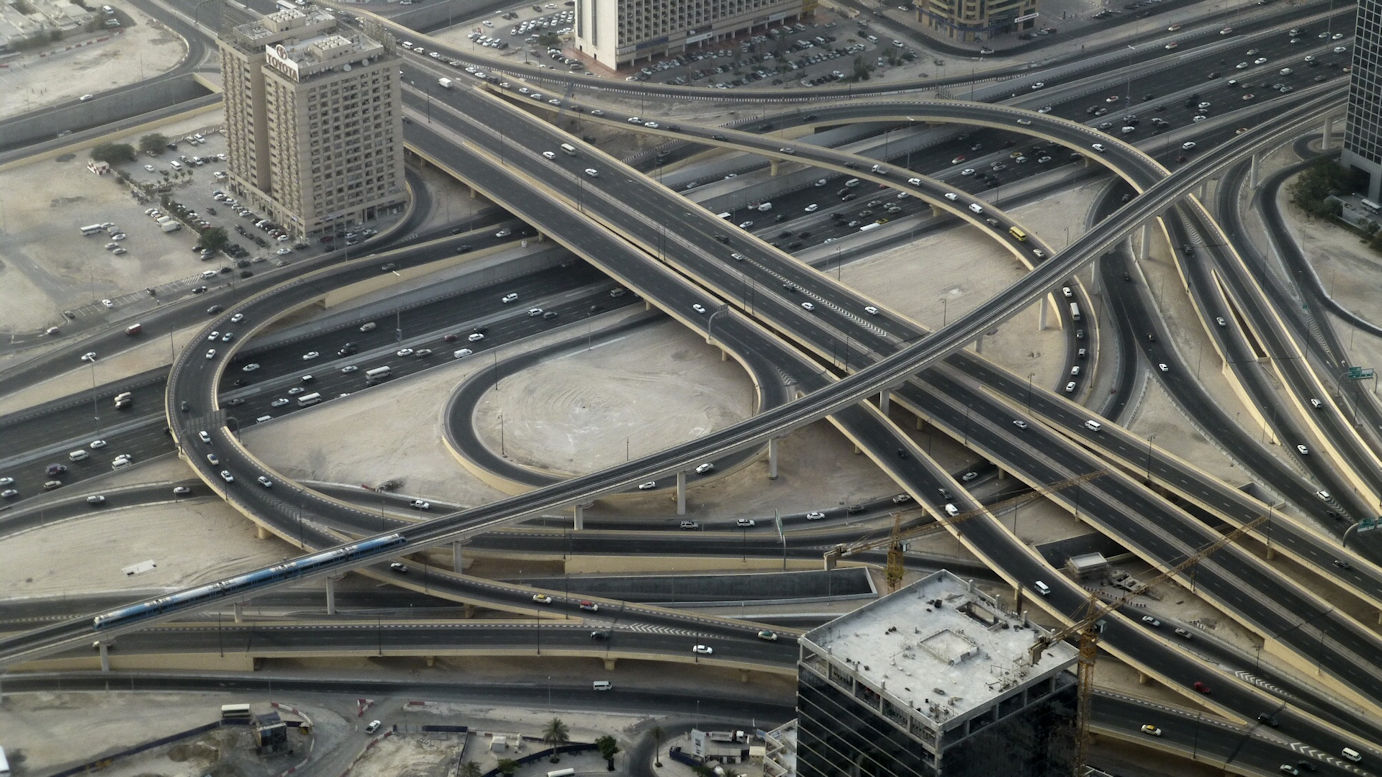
[389,562,408,574]
[242,363,260,372]
[206,453,220,466]
[679,520,700,530]
[692,644,713,654]
[192,286,207,294]
[532,593,553,604]
[584,168,599,178]
[495,228,512,238]
[205,348,217,359]
[1192,681,1211,694]
[692,303,707,314]
[287,387,305,396]
[578,600,599,611]
[101,298,114,308]
[805,511,826,520]
[341,365,358,373]
[527,307,544,317]
[1,489,18,499]
[1296,444,1310,455]
[90,439,107,449]
[1181,141,1197,151]
[81,352,97,363]
[736,519,756,528]
[409,499,431,510]
[1140,615,1161,627]
[86,495,106,505]
[365,720,382,734]
[301,351,319,360]
[230,312,244,323]
[219,470,235,483]
[395,347,415,357]
[1256,713,1279,727]
[270,398,289,407]
[1090,143,1106,153]
[1140,724,1162,736]
[695,462,715,475]
[1174,627,1193,639]
[257,476,273,488]
[801,302,815,311]
[757,630,779,642]
[637,481,657,490]
[467,333,485,342]
[1012,419,1028,430]
[501,292,519,303]
[961,471,979,482]
[804,203,819,212]
[1279,765,1299,776]
[1316,489,1331,501]
[173,486,191,496]
[1157,363,1169,372]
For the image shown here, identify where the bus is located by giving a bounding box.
[296,392,322,407]
[220,704,253,722]
[1362,198,1382,214]
[1009,225,1028,242]
[364,366,391,384]
[80,224,105,236]
[113,392,133,410]
[1069,302,1081,322]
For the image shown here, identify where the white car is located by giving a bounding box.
[864,306,879,316]
[801,302,815,312]
[804,203,819,212]
[301,351,319,360]
[220,470,235,483]
[692,303,707,314]
[409,499,431,510]
[1181,141,1197,151]
[90,439,107,449]
[584,168,599,178]
[81,352,97,362]
[101,299,114,308]
[695,462,715,475]
[467,332,485,342]
[637,481,657,490]
[736,519,756,528]
[805,511,825,520]
[205,348,216,359]
[1296,444,1310,455]
[342,365,358,373]
[501,292,519,303]
[692,644,714,654]
[257,476,273,488]
[396,347,415,357]
[365,720,382,734]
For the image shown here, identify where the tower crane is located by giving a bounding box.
[1027,512,1269,775]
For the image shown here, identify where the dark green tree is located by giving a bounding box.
[543,717,570,762]
[196,226,229,253]
[138,133,168,156]
[496,758,519,776]
[459,761,482,777]
[91,143,136,165]
[595,735,620,770]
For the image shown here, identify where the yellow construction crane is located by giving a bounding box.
[824,471,1102,591]
[1027,512,1269,775]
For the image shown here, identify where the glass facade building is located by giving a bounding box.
[793,572,1079,777]
[1344,0,1382,199]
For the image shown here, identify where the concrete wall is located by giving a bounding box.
[0,75,214,153]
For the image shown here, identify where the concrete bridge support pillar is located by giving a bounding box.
[325,576,336,615]
[974,334,983,354]
[256,524,271,540]
[1136,671,1150,685]
[464,603,477,618]
[1039,298,1048,330]
[915,416,925,431]
[1140,223,1152,259]
[97,641,110,672]
[603,658,618,671]
[233,602,243,624]
[769,159,780,176]
[1249,152,1261,190]
[739,669,751,683]
[768,437,780,480]
[1322,115,1334,149]
[879,390,891,415]
[573,504,584,530]
[676,471,687,515]
[426,656,436,667]
[452,541,465,572]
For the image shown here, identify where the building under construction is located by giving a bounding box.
[793,571,1079,777]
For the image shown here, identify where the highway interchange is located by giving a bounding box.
[2,0,1382,773]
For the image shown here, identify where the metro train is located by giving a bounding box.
[92,533,407,629]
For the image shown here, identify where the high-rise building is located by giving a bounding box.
[1344,4,1382,200]
[793,571,1079,777]
[574,0,810,71]
[219,7,405,239]
[917,0,1038,43]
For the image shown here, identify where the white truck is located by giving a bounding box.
[161,221,182,233]
[438,77,454,89]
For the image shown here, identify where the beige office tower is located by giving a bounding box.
[574,0,811,71]
[219,7,405,240]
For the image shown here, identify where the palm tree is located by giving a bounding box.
[651,725,665,767]
[459,762,481,777]
[595,735,620,771]
[496,758,518,776]
[543,716,570,762]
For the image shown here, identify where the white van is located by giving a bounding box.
[1033,580,1052,596]
[68,449,90,461]
[560,143,577,156]
[756,202,773,212]
[592,680,612,691]
[1342,748,1361,763]
[944,503,960,517]
[968,203,984,214]
[844,178,861,188]
[1084,420,1103,432]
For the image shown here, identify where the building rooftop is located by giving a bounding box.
[801,571,1077,727]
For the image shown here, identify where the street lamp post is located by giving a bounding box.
[1125,45,1136,105]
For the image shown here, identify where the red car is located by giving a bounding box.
[1193,681,1211,694]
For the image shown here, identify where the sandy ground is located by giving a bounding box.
[0,2,187,118]
[0,108,227,335]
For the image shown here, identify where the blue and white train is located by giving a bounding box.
[92,534,407,629]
